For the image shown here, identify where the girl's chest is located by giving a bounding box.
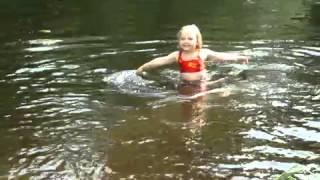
[180,51,207,61]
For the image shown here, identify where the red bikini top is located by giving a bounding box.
[178,51,205,73]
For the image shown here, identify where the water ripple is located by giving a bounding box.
[2,36,320,179]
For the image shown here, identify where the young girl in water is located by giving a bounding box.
[137,24,249,131]
[136,24,249,83]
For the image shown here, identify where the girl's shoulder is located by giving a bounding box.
[199,48,215,54]
[167,51,180,61]
[199,48,212,60]
[170,50,179,56]
[199,48,220,59]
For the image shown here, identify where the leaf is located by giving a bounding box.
[274,165,304,180]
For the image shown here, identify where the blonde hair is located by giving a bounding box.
[177,24,203,49]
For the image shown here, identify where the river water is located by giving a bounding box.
[0,0,320,179]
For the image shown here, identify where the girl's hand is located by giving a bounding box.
[136,67,147,77]
[136,68,142,75]
[237,56,249,64]
[136,68,143,76]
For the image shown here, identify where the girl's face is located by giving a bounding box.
[179,30,197,52]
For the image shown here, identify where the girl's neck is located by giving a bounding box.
[181,49,198,54]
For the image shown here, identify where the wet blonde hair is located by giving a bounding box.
[177,24,203,49]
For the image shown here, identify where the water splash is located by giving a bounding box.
[103,70,172,97]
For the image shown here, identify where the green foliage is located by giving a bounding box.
[272,165,302,180]
[272,165,320,180]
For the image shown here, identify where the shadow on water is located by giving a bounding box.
[0,0,320,179]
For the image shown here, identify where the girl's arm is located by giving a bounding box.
[204,49,249,64]
[136,51,177,76]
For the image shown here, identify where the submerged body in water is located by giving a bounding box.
[104,69,238,100]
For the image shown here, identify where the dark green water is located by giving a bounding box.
[0,0,320,179]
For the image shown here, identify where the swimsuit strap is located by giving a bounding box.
[196,49,201,59]
[178,50,183,62]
